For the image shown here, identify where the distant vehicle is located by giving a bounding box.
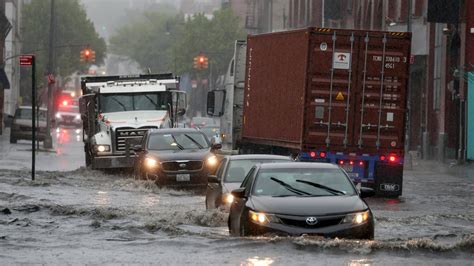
[55,96,81,127]
[199,126,222,144]
[228,162,375,239]
[10,106,47,143]
[205,154,291,210]
[189,117,217,129]
[132,128,222,189]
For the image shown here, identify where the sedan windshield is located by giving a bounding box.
[225,159,289,183]
[99,92,170,113]
[148,132,209,150]
[252,168,356,197]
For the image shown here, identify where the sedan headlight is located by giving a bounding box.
[55,113,61,119]
[249,210,280,224]
[206,155,218,166]
[342,210,370,225]
[94,144,110,152]
[144,157,159,169]
[75,114,81,120]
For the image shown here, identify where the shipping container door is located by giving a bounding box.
[353,33,410,152]
[304,30,360,149]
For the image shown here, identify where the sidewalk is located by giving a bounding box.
[406,151,474,180]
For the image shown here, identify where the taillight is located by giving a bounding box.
[380,155,386,161]
[309,151,317,158]
[389,155,397,162]
[319,152,326,158]
[349,160,354,165]
[338,160,344,165]
[359,161,364,166]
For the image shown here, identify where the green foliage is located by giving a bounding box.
[110,8,246,76]
[21,0,106,84]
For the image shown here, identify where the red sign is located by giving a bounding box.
[19,55,34,66]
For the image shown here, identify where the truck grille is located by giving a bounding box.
[115,127,154,151]
[279,216,343,229]
[161,161,203,172]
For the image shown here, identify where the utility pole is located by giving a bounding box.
[44,0,55,149]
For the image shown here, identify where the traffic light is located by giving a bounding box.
[193,54,208,70]
[80,48,95,63]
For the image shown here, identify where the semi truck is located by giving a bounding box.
[79,73,186,169]
[207,28,411,197]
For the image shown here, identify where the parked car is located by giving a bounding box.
[189,117,218,129]
[206,154,292,209]
[10,106,47,143]
[132,128,222,188]
[228,162,375,239]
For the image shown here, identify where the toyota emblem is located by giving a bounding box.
[306,217,318,225]
[179,163,187,168]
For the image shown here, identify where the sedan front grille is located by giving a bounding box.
[115,127,151,151]
[279,216,343,229]
[161,161,203,172]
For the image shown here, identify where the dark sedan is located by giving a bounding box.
[228,162,375,239]
[205,154,292,209]
[133,128,221,188]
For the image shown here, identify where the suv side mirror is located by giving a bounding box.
[207,175,219,183]
[231,188,246,199]
[133,145,143,152]
[359,187,375,198]
[211,143,222,150]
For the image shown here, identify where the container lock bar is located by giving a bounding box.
[326,32,337,147]
[343,33,355,148]
[358,33,370,148]
[376,35,388,150]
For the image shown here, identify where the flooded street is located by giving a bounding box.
[0,153,473,264]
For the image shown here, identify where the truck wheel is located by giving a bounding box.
[85,152,91,167]
[9,135,17,144]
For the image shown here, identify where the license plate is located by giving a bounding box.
[341,165,353,172]
[176,174,190,182]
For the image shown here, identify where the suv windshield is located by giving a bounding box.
[252,168,356,197]
[148,132,209,150]
[15,108,47,121]
[99,92,171,113]
[224,159,289,183]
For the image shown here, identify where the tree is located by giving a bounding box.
[110,8,246,77]
[21,0,106,84]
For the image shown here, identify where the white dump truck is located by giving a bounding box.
[79,73,187,169]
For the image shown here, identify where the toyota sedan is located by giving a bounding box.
[228,162,375,239]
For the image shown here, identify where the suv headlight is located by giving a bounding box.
[144,157,159,169]
[206,155,218,167]
[342,210,370,225]
[94,145,110,152]
[249,210,280,224]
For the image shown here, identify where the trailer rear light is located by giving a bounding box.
[349,160,354,165]
[389,155,397,162]
[380,155,386,161]
[338,160,344,165]
[319,152,326,158]
[309,151,317,158]
[359,161,364,166]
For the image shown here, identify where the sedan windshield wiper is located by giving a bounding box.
[295,179,346,195]
[270,177,311,196]
[170,135,184,150]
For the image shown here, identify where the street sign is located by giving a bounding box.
[19,55,34,66]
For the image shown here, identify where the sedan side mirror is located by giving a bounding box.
[359,187,375,198]
[231,188,246,199]
[207,175,219,183]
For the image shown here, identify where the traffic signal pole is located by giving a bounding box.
[44,0,55,149]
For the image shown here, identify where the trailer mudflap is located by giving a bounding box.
[374,164,403,197]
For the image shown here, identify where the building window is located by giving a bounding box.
[433,23,443,111]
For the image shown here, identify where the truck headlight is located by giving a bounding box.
[94,145,110,152]
[144,157,159,169]
[55,113,61,118]
[206,155,218,166]
[343,210,370,225]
